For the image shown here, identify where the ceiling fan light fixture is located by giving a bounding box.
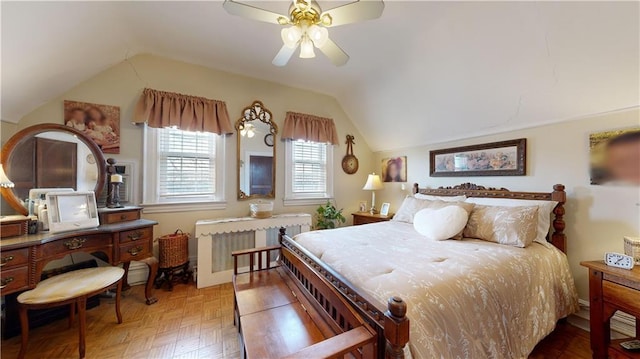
[307,25,328,47]
[320,13,332,26]
[281,26,302,48]
[299,36,315,58]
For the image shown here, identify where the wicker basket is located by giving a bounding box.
[624,236,640,264]
[157,229,190,269]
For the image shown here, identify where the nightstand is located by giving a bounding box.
[580,260,640,359]
[352,212,393,226]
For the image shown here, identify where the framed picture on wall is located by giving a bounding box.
[589,128,640,186]
[430,138,526,177]
[381,156,407,182]
[64,100,121,154]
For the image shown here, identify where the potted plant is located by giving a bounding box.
[315,201,346,230]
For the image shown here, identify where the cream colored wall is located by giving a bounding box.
[374,107,640,300]
[4,53,375,259]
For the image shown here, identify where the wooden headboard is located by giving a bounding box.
[412,182,567,253]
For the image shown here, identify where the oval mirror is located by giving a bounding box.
[236,101,278,200]
[1,123,107,215]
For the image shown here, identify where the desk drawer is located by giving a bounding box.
[0,248,29,269]
[41,233,113,258]
[119,227,153,244]
[101,210,141,225]
[603,280,640,317]
[119,241,151,262]
[0,266,29,293]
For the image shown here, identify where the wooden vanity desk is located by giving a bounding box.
[1,207,159,305]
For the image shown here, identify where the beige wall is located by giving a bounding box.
[374,107,640,300]
[2,53,376,259]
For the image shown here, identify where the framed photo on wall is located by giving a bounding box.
[64,100,121,154]
[381,156,407,182]
[589,128,640,186]
[430,138,526,177]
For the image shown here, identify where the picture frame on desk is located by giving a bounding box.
[380,203,390,216]
[358,200,367,213]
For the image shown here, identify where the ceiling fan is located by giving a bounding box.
[223,0,384,67]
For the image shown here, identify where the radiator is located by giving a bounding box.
[195,213,312,288]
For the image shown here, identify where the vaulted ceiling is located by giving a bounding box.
[2,1,638,151]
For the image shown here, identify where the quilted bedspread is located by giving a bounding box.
[293,221,579,359]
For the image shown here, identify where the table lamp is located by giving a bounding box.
[362,173,384,214]
[0,164,15,188]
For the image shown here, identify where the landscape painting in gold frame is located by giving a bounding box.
[430,138,526,177]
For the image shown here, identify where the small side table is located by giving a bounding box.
[580,260,640,359]
[352,212,393,226]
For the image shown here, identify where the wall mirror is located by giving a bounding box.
[236,101,277,200]
[1,123,107,215]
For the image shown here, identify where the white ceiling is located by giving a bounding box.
[2,1,638,151]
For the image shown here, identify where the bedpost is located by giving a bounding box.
[279,227,286,245]
[412,183,419,195]
[384,296,409,359]
[550,184,567,253]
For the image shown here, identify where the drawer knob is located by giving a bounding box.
[0,255,15,267]
[128,246,143,256]
[120,214,127,220]
[64,238,87,250]
[127,231,143,241]
[0,277,14,289]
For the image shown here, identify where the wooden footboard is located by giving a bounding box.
[279,228,410,359]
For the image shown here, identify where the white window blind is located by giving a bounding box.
[142,125,226,212]
[158,128,216,198]
[292,141,327,193]
[284,140,333,206]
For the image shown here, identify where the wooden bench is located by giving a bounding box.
[232,243,408,359]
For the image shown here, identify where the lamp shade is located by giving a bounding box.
[0,164,14,188]
[362,173,383,191]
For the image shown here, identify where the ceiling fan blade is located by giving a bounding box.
[321,0,384,27]
[318,38,349,66]
[272,44,298,67]
[223,0,288,25]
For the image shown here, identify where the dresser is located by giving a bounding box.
[1,207,159,305]
[581,260,640,359]
[352,212,393,225]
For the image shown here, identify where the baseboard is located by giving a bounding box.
[127,256,198,286]
[569,299,636,339]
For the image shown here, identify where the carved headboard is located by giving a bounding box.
[412,183,567,253]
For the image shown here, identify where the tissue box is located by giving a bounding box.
[624,236,640,264]
[250,202,273,219]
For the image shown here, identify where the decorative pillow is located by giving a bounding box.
[413,206,469,241]
[464,198,558,244]
[463,205,539,247]
[393,196,474,224]
[414,194,467,202]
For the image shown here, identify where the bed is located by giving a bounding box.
[279,183,579,359]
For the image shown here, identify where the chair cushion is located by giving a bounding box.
[18,267,125,305]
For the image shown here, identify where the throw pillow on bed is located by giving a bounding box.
[413,206,469,240]
[393,196,474,224]
[463,205,539,247]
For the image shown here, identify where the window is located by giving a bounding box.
[142,126,226,213]
[284,140,333,206]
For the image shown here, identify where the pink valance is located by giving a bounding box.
[282,112,339,145]
[134,88,233,134]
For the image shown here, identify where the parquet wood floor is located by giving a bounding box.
[1,281,592,359]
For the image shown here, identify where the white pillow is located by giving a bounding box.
[413,206,469,240]
[464,197,558,244]
[414,194,467,202]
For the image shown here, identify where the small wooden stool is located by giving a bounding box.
[17,266,125,359]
